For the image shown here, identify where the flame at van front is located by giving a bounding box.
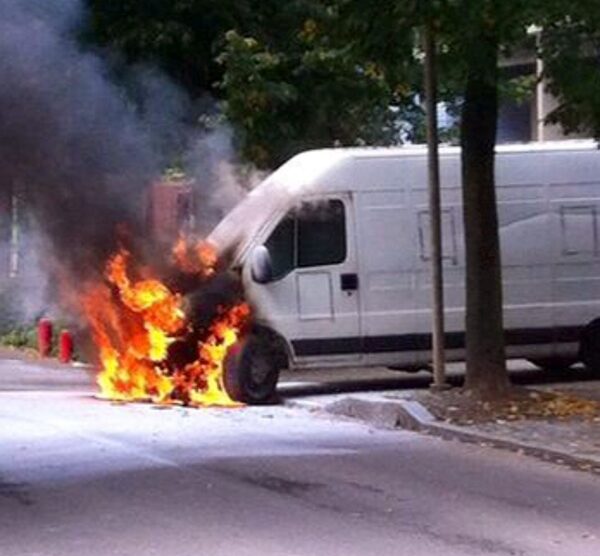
[82,239,250,407]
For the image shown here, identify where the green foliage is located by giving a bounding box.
[0,284,41,352]
[0,325,37,350]
[85,0,411,167]
[217,3,401,168]
[499,73,537,106]
[84,0,255,95]
[84,1,600,163]
[540,2,600,137]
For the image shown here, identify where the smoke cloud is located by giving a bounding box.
[0,0,265,341]
[0,0,183,281]
[186,125,266,235]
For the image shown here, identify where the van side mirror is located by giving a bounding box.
[250,245,273,284]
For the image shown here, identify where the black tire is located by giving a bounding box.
[580,319,600,374]
[223,333,282,404]
[528,357,576,372]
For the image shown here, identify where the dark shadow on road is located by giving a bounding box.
[279,366,599,399]
[280,374,434,398]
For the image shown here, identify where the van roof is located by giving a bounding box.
[268,139,599,190]
[296,139,599,161]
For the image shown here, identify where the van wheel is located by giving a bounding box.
[528,357,576,372]
[580,319,600,374]
[223,334,281,404]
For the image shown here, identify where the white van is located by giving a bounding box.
[209,141,600,403]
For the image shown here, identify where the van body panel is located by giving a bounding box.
[354,187,417,366]
[209,141,600,371]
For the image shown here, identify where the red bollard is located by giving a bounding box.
[59,330,74,364]
[38,318,53,358]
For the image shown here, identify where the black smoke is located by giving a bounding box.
[0,0,255,372]
[0,0,186,280]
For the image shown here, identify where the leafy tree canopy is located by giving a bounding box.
[217,1,412,168]
[84,0,255,95]
[84,0,600,168]
[540,0,600,136]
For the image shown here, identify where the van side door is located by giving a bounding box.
[248,194,362,366]
[355,189,417,368]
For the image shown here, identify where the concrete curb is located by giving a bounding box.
[288,395,600,473]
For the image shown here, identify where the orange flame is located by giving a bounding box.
[172,235,218,277]
[82,243,249,407]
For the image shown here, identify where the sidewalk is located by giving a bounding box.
[288,377,600,474]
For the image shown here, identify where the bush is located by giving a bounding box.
[0,324,37,350]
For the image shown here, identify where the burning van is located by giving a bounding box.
[209,141,600,403]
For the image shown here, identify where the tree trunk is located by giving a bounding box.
[460,28,510,399]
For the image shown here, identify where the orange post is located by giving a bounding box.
[38,318,53,358]
[59,330,74,364]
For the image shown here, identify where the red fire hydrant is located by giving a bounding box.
[38,318,53,358]
[59,330,74,364]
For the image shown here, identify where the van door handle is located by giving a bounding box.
[340,273,359,291]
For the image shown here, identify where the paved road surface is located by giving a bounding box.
[1,360,599,556]
[1,355,596,395]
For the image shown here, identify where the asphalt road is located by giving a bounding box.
[1,359,600,556]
